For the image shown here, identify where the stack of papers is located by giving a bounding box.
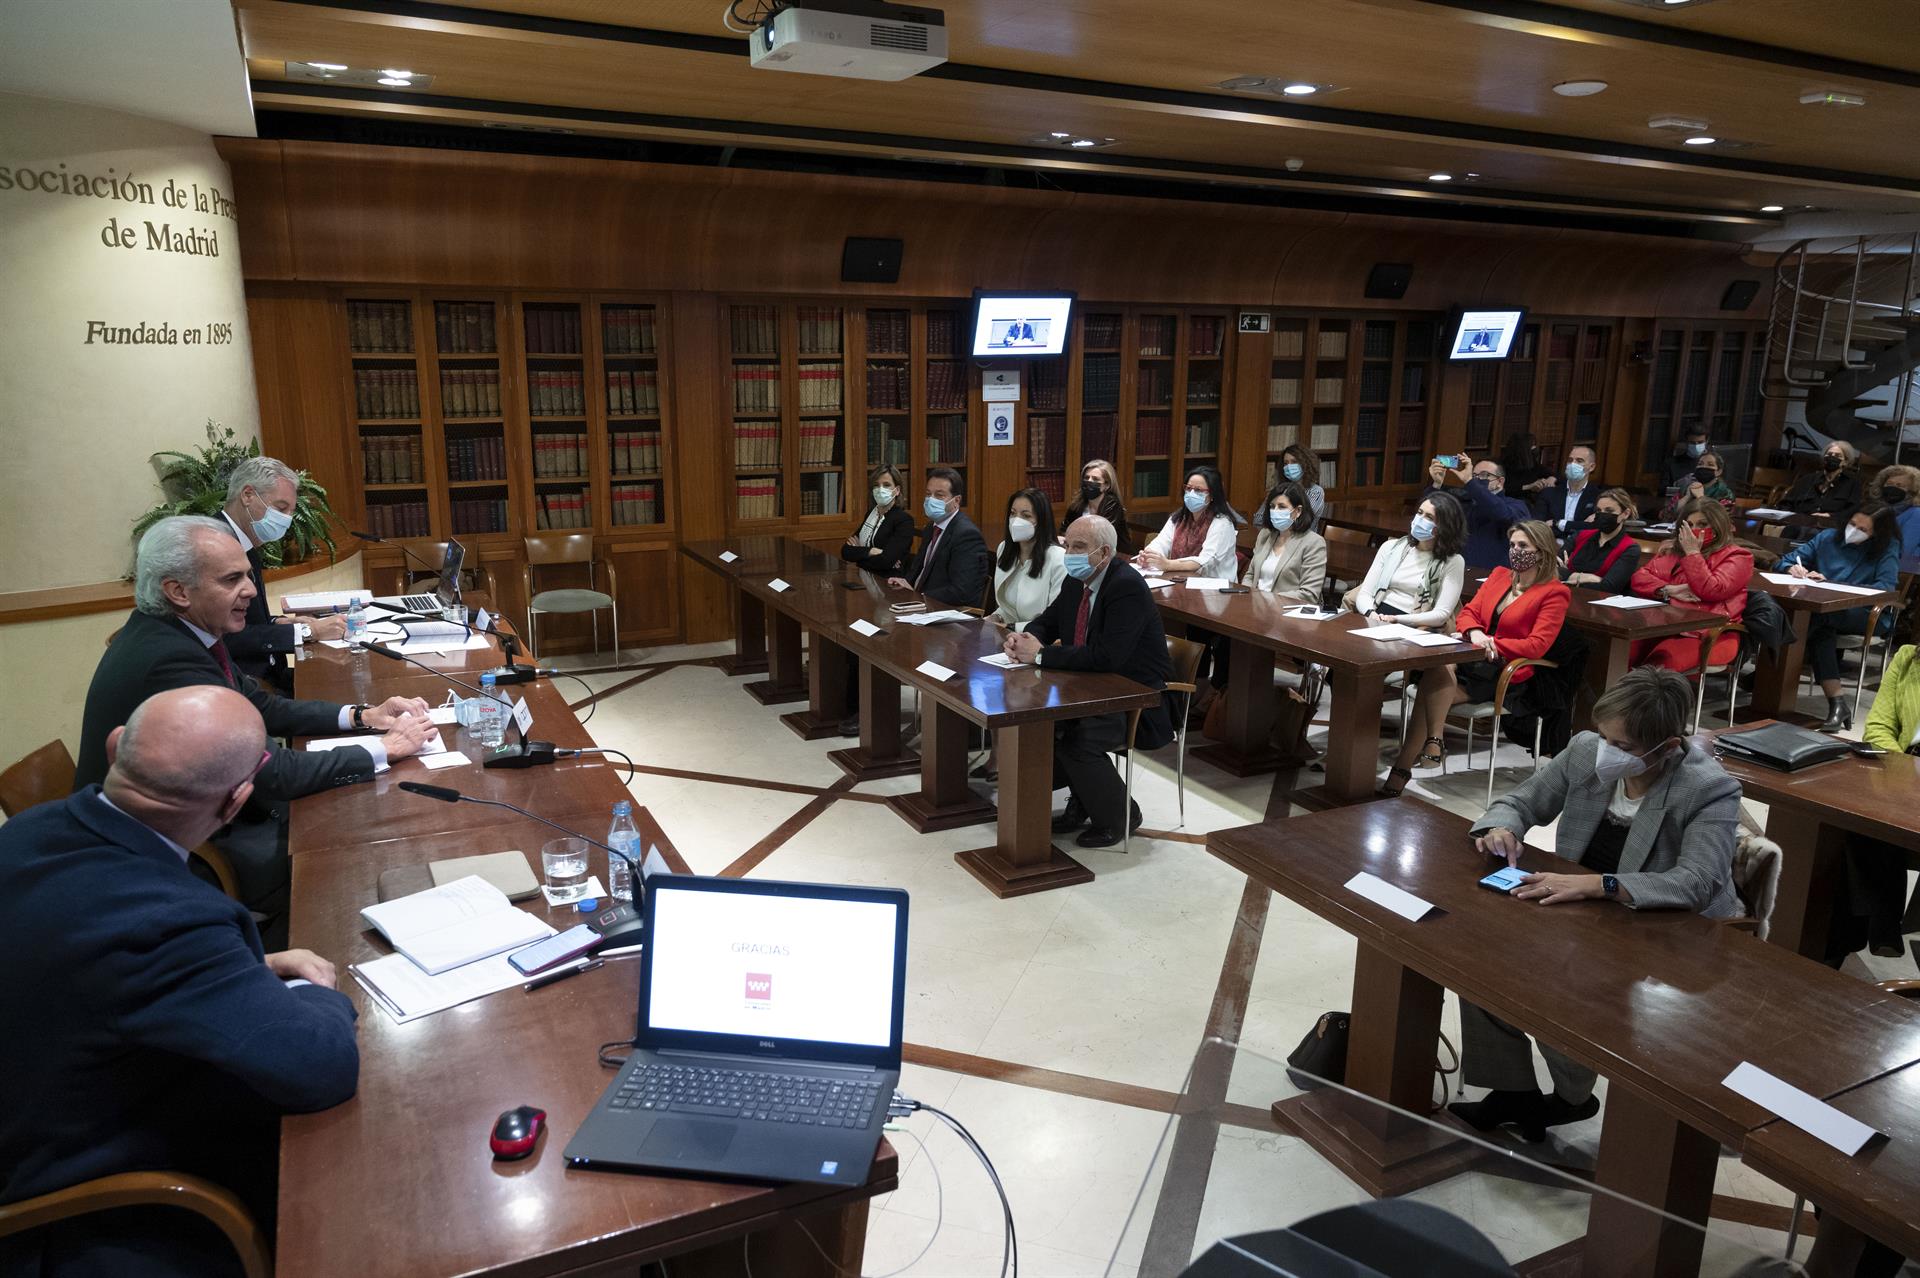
[1182,577,1232,589]
[1760,571,1885,596]
[351,952,530,1025]
[1745,507,1797,520]
[1284,606,1338,621]
[358,875,554,975]
[894,609,974,626]
[1587,595,1664,610]
[1352,623,1460,648]
[979,651,1029,669]
[1140,577,1174,589]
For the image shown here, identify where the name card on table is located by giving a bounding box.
[1344,872,1437,922]
[768,578,791,592]
[1723,1062,1881,1155]
[718,551,739,563]
[915,660,957,681]
[849,619,883,637]
[511,695,535,738]
[1587,595,1663,610]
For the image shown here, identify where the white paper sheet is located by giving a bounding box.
[1182,577,1232,589]
[1723,1062,1879,1155]
[1403,631,1464,648]
[915,660,957,681]
[768,578,791,592]
[1344,872,1437,922]
[1140,577,1174,589]
[1284,607,1338,620]
[418,751,471,770]
[1587,595,1664,610]
[848,618,883,637]
[978,652,1028,668]
[895,610,973,626]
[1745,507,1797,520]
[718,551,739,563]
[1759,571,1804,586]
[1811,581,1890,597]
[351,951,530,1024]
[541,874,608,908]
[394,634,492,654]
[429,705,459,725]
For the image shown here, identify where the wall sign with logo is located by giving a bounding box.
[988,409,1015,447]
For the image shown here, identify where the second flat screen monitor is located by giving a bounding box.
[1447,308,1526,361]
[970,292,1074,358]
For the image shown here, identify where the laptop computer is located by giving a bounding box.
[564,874,908,1186]
[371,539,466,616]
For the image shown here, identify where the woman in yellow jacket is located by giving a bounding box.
[1844,645,1920,961]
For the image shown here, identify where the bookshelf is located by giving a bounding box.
[520,299,593,532]
[924,305,973,501]
[1079,309,1123,488]
[1309,319,1350,493]
[1181,311,1227,483]
[1265,319,1306,490]
[1262,315,1437,496]
[431,298,508,538]
[1133,311,1176,502]
[346,297,431,538]
[726,301,850,526]
[1459,316,1618,472]
[864,305,912,480]
[599,300,668,528]
[1024,355,1068,504]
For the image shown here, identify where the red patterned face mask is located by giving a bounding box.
[1689,527,1715,548]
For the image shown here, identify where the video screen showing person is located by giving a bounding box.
[969,294,1073,357]
[1447,309,1524,361]
[985,315,1053,350]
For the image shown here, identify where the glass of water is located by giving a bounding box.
[443,602,468,627]
[541,837,590,902]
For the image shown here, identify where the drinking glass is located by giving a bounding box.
[541,837,590,902]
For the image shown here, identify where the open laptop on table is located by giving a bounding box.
[371,538,465,616]
[565,874,908,1186]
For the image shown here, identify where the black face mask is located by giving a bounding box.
[1824,454,1844,471]
[1884,486,1909,506]
[1080,482,1103,503]
[1592,511,1620,533]
[1693,467,1717,484]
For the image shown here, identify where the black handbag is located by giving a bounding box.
[1286,1010,1350,1090]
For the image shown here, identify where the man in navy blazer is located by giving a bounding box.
[0,685,359,1277]
[215,456,348,690]
[888,467,992,609]
[1003,515,1173,847]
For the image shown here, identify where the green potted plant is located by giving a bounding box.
[131,420,339,568]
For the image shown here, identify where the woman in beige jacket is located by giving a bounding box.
[1243,481,1327,604]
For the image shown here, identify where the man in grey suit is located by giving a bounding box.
[1448,667,1741,1142]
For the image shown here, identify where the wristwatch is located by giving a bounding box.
[1602,874,1620,898]
[351,704,370,731]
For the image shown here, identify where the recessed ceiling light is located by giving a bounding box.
[1280,83,1319,96]
[1682,135,1717,145]
[1427,172,1453,182]
[1553,80,1608,97]
[1800,90,1867,108]
[381,68,413,78]
[377,76,412,87]
[1648,115,1710,133]
[309,61,348,71]
[1048,131,1071,139]
[1760,204,1785,213]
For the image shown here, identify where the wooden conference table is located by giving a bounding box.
[1208,797,1920,1275]
[682,539,1164,897]
[279,621,896,1278]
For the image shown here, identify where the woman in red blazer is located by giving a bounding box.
[1629,497,1753,672]
[1384,519,1571,795]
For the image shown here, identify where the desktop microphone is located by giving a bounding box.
[395,782,647,948]
[365,643,557,767]
[350,529,445,581]
[362,600,546,688]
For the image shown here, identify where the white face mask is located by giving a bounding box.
[1594,738,1671,786]
[1007,516,1036,543]
[1844,525,1870,546]
[873,485,895,507]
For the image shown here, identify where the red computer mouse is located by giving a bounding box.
[490,1106,546,1160]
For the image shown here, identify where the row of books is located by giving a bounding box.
[733,422,781,468]
[525,306,582,355]
[1027,415,1066,468]
[601,307,658,354]
[452,498,510,535]
[1271,327,1307,359]
[362,433,424,483]
[925,311,960,357]
[610,482,662,525]
[1082,354,1121,411]
[1082,413,1118,460]
[1266,422,1299,451]
[1136,365,1173,408]
[1026,471,1066,503]
[445,435,507,482]
[734,478,782,520]
[1402,364,1428,404]
[1188,315,1226,358]
[866,417,910,466]
[1137,316,1176,357]
[349,300,413,353]
[1188,375,1221,406]
[1132,467,1171,498]
[355,368,419,419]
[866,310,909,354]
[1185,418,1220,454]
[611,430,663,475]
[534,488,591,530]
[534,433,590,478]
[1270,377,1303,407]
[798,421,840,466]
[435,302,497,354]
[1317,329,1349,359]
[926,360,968,412]
[794,306,843,356]
[926,414,967,464]
[605,368,660,415]
[799,473,843,516]
[531,370,587,416]
[1362,322,1397,360]
[796,363,844,411]
[1082,313,1123,348]
[1028,358,1066,411]
[440,368,501,418]
[731,305,779,356]
[1313,376,1347,403]
[1136,414,1172,455]
[365,498,429,538]
[1311,421,1341,450]
[1360,366,1394,405]
[731,366,782,412]
[866,361,910,410]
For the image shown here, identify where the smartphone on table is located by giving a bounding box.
[1477,866,1529,894]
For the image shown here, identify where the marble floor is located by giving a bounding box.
[544,639,1916,1278]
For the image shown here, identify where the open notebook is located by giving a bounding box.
[359,875,554,975]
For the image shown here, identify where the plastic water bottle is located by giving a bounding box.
[345,601,368,651]
[474,673,505,749]
[607,801,639,903]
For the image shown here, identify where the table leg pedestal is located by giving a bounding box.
[744,609,808,706]
[1746,611,1813,723]
[956,720,1094,897]
[1191,640,1288,776]
[1579,637,1632,734]
[1291,669,1390,810]
[888,701,996,832]
[1583,1085,1717,1278]
[829,663,919,780]
[1764,806,1845,960]
[656,1197,874,1278]
[713,590,770,677]
[781,633,851,739]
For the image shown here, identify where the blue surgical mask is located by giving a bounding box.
[1410,515,1436,542]
[1269,507,1293,532]
[924,494,949,522]
[1565,462,1586,483]
[250,499,293,543]
[1064,552,1096,580]
[1283,463,1304,482]
[1687,442,1706,458]
[1183,489,1208,514]
[873,486,894,507]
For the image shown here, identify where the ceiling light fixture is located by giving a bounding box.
[1427,172,1453,182]
[1800,90,1867,108]
[1648,115,1710,132]
[377,76,412,87]
[1682,135,1717,145]
[1280,83,1318,96]
[1760,204,1785,213]
[309,61,347,71]
[381,68,413,78]
[1553,80,1608,97]
[1048,131,1071,139]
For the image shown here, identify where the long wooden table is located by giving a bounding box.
[1207,797,1920,1276]
[281,622,896,1277]
[681,537,846,700]
[1745,576,1900,723]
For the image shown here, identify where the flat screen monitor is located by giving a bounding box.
[969,291,1075,359]
[1446,308,1527,361]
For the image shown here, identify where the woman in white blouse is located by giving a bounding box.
[1243,482,1327,603]
[1138,464,1243,580]
[1343,495,1468,629]
[990,487,1067,631]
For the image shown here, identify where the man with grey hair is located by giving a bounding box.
[75,516,434,944]
[2,685,359,1276]
[218,455,346,689]
[1001,515,1173,848]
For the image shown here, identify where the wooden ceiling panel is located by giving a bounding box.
[1545,0,1920,75]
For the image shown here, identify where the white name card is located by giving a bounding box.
[1344,872,1437,922]
[718,551,739,563]
[915,660,957,681]
[511,695,534,738]
[1723,1062,1880,1155]
[768,578,791,593]
[848,619,882,637]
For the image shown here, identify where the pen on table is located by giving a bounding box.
[524,958,604,992]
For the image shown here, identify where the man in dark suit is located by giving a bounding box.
[1529,444,1603,536]
[888,466,991,608]
[75,516,435,943]
[1002,515,1173,847]
[215,456,347,690]
[1,685,360,1277]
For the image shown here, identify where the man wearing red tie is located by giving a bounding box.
[74,516,434,945]
[1001,516,1173,848]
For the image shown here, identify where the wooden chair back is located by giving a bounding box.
[0,1170,269,1278]
[524,534,594,566]
[0,741,75,817]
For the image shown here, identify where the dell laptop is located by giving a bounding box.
[564,874,908,1186]
[370,538,465,616]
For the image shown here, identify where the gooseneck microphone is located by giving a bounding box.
[360,598,544,688]
[349,530,444,581]
[365,643,557,767]
[364,641,492,700]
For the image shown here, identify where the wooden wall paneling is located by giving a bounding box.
[1274,224,1490,313]
[224,139,295,280]
[1227,323,1271,515]
[246,281,360,540]
[669,292,731,644]
[604,539,680,645]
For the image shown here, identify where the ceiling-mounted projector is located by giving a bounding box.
[749,1,948,81]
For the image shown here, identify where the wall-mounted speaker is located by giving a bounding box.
[1720,279,1760,312]
[1364,262,1413,300]
[842,237,902,284]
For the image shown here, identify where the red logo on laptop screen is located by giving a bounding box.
[744,973,773,1000]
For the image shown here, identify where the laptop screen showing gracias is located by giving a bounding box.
[642,879,904,1059]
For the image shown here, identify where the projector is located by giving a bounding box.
[749,1,948,81]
